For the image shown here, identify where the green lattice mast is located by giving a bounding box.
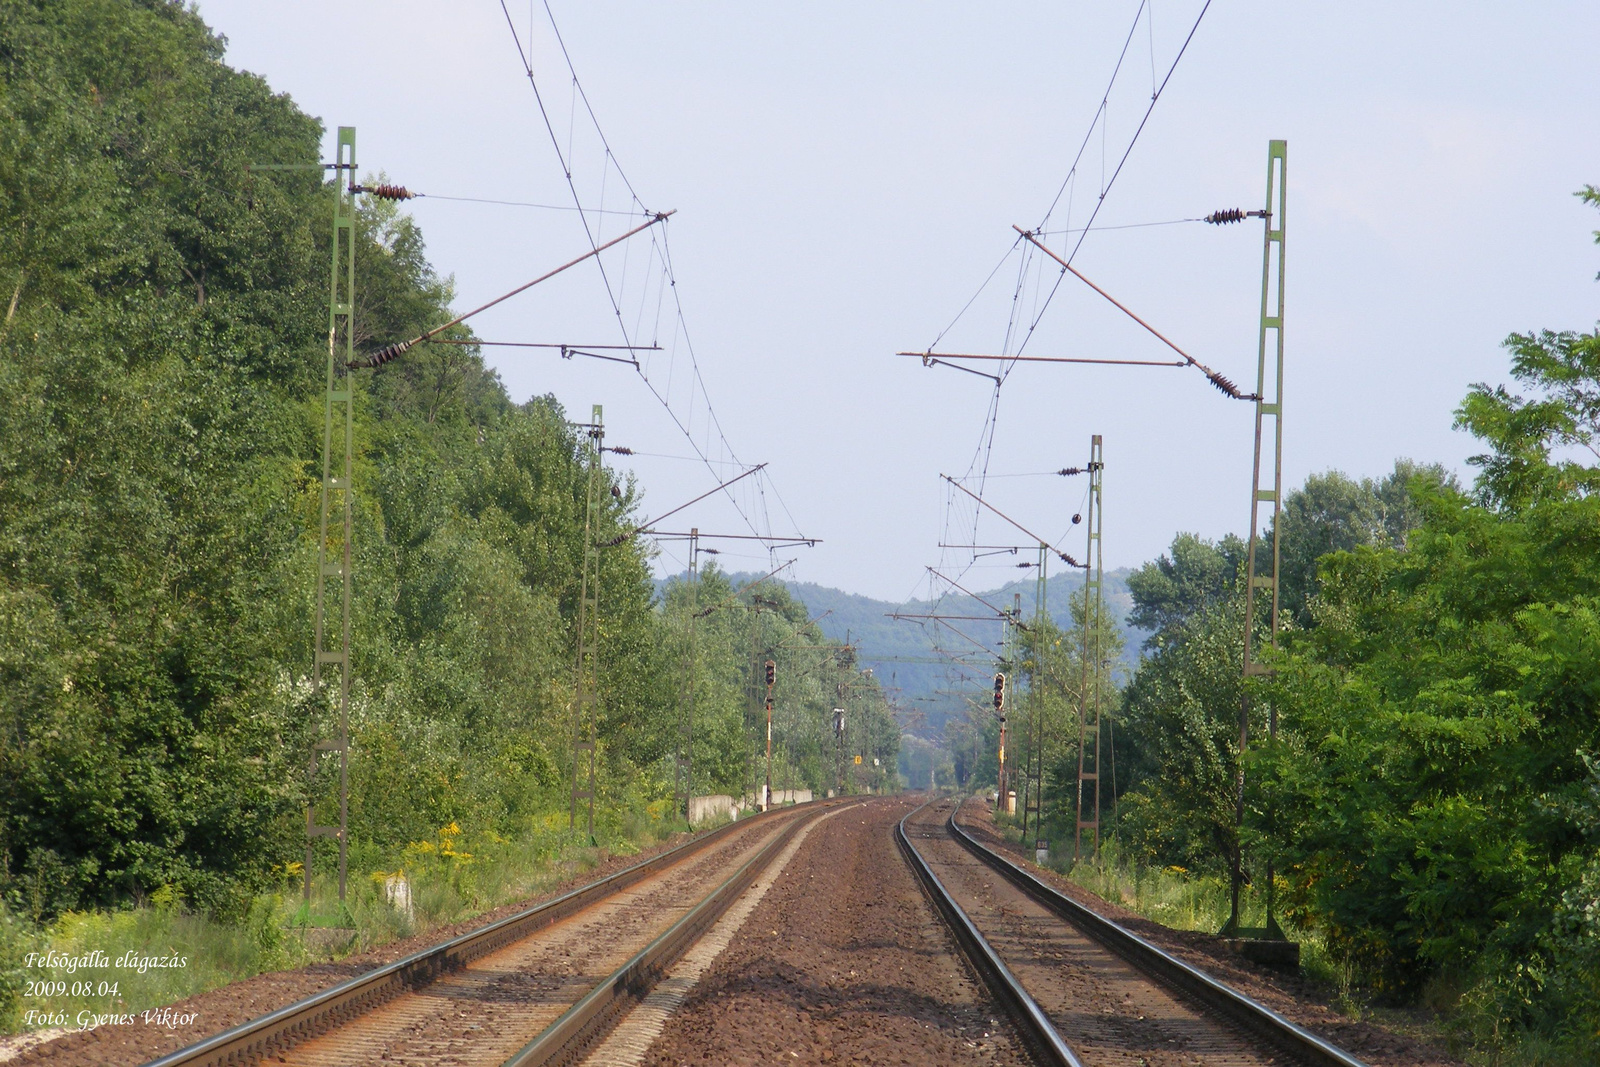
[1025,545,1049,858]
[673,530,700,825]
[306,126,358,907]
[570,405,604,838]
[1228,139,1288,936]
[1075,435,1105,863]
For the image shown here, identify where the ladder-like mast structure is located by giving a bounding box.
[306,126,358,907]
[570,405,605,838]
[672,529,700,825]
[1075,436,1105,863]
[1229,139,1289,935]
[1024,545,1049,859]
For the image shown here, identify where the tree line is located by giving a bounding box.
[0,0,895,925]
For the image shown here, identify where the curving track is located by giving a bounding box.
[899,796,1369,1067]
[142,800,852,1067]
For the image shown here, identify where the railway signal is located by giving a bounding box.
[833,705,847,796]
[994,670,1009,810]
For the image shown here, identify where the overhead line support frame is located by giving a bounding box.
[673,529,700,826]
[1074,436,1105,863]
[1229,138,1288,938]
[570,405,605,840]
[305,126,359,911]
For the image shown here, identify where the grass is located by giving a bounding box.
[1,797,700,1035]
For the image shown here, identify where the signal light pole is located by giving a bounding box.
[993,670,1008,808]
[832,700,847,797]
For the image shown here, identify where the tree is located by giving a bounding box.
[1275,462,1457,628]
[1254,191,1600,1052]
[0,0,674,918]
[1118,591,1255,874]
[1124,532,1247,647]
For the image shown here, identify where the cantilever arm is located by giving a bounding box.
[353,211,674,368]
[941,476,1084,569]
[1013,226,1255,400]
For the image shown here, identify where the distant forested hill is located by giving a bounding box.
[679,570,1144,736]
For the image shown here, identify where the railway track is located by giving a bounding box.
[142,800,851,1067]
[897,797,1369,1067]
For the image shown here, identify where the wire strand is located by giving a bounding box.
[495,2,806,546]
[417,192,643,215]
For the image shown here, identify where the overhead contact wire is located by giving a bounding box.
[498,2,782,543]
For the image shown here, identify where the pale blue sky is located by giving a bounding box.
[197,1,1600,600]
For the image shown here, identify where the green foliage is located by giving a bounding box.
[0,902,37,1031]
[1457,346,1600,511]
[1116,536,1253,875]
[1124,532,1247,644]
[1245,192,1600,1059]
[1274,462,1456,627]
[657,568,898,800]
[1260,491,1600,1014]
[0,0,786,931]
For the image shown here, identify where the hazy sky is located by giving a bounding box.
[196,1,1600,601]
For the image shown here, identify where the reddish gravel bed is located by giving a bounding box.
[9,818,771,1067]
[912,798,1280,1066]
[642,795,1031,1067]
[275,818,787,1067]
[956,798,1464,1067]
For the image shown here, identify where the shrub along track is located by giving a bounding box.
[900,796,1370,1067]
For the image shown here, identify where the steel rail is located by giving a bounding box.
[895,801,1083,1067]
[140,802,825,1067]
[946,806,1369,1067]
[503,800,855,1066]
